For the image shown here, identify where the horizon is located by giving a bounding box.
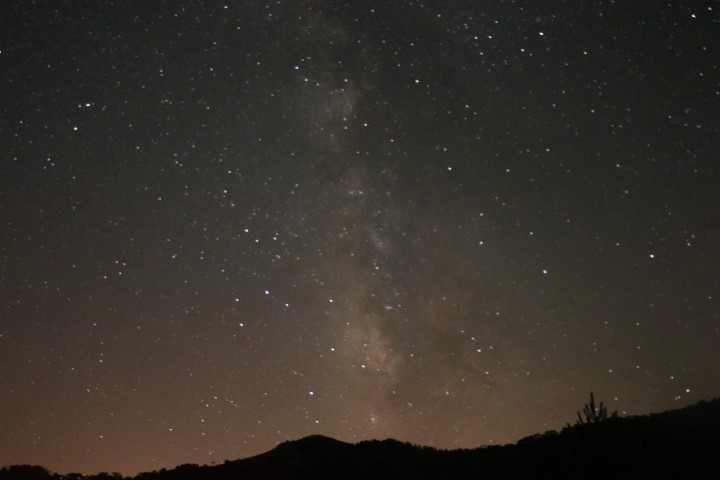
[4,395,716,477]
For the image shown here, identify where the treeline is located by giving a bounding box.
[0,464,218,480]
[0,466,123,480]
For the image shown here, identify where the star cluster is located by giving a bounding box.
[2,0,719,475]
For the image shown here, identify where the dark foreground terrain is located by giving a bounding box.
[3,398,720,480]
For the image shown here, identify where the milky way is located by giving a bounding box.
[2,1,719,475]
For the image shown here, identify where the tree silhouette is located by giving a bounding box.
[575,392,617,425]
[0,465,53,480]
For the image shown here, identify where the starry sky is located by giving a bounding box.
[2,0,719,475]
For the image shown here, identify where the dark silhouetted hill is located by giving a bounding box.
[3,398,720,480]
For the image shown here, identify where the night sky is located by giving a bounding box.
[2,0,720,475]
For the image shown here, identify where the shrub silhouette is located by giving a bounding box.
[574,392,617,425]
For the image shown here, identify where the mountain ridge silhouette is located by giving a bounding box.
[3,397,719,480]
